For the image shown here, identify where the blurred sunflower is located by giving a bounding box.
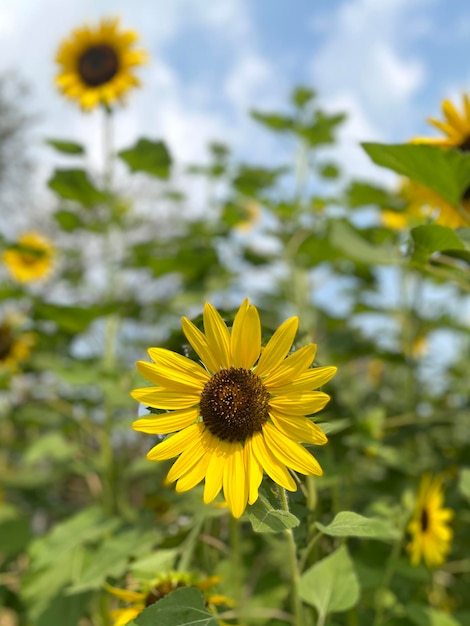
[106,572,232,626]
[411,95,470,226]
[2,232,55,283]
[0,313,35,375]
[132,299,336,518]
[407,474,453,568]
[55,17,146,110]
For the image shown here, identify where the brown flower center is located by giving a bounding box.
[420,507,429,532]
[145,581,186,607]
[0,325,13,361]
[78,45,119,86]
[200,367,270,442]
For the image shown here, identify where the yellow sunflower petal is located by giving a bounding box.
[263,344,317,388]
[146,423,204,461]
[245,437,263,505]
[132,407,199,434]
[256,317,299,377]
[166,438,208,483]
[131,387,200,410]
[147,347,210,384]
[181,316,220,373]
[442,99,468,134]
[136,360,204,392]
[104,583,146,603]
[203,303,232,369]
[251,431,297,491]
[110,607,144,626]
[270,411,328,445]
[268,366,337,394]
[269,391,330,415]
[263,423,323,476]
[222,442,248,518]
[203,441,229,504]
[427,117,461,140]
[175,450,212,492]
[231,300,261,369]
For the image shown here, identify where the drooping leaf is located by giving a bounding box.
[410,224,465,263]
[299,545,360,617]
[315,511,399,541]
[46,139,85,155]
[118,139,172,179]
[48,169,106,207]
[250,110,295,132]
[362,143,470,207]
[131,588,218,626]
[247,494,300,533]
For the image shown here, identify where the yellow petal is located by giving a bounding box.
[268,366,337,394]
[442,99,468,134]
[223,442,248,518]
[146,423,203,460]
[427,117,461,141]
[263,344,317,388]
[256,317,298,377]
[104,583,146,603]
[131,387,199,410]
[166,437,209,483]
[110,607,144,626]
[262,423,323,476]
[203,441,229,504]
[231,301,261,369]
[147,347,210,384]
[181,316,220,373]
[251,431,296,491]
[136,360,204,392]
[245,437,263,504]
[175,450,212,492]
[270,391,330,415]
[203,303,231,369]
[270,411,328,445]
[132,407,199,434]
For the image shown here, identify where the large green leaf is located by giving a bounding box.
[299,545,360,617]
[406,603,462,626]
[48,169,106,206]
[247,494,300,533]
[315,511,399,541]
[410,224,465,263]
[362,143,470,206]
[130,588,218,626]
[118,139,172,178]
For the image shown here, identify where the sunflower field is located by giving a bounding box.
[1,15,470,626]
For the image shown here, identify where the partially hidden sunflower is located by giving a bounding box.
[411,94,470,227]
[407,474,453,569]
[2,232,55,283]
[0,312,35,375]
[132,299,336,519]
[55,17,146,111]
[106,572,232,626]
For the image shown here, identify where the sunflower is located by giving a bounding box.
[0,313,35,375]
[55,17,146,111]
[106,572,232,626]
[411,95,470,226]
[2,232,55,283]
[407,474,453,569]
[132,299,336,519]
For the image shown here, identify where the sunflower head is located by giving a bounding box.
[407,474,454,569]
[2,232,55,284]
[106,572,232,626]
[412,95,470,149]
[55,17,147,111]
[0,312,35,375]
[131,299,336,518]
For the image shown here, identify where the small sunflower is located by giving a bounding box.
[0,313,35,375]
[407,474,453,569]
[106,572,232,626]
[55,17,146,110]
[2,232,55,283]
[132,299,336,519]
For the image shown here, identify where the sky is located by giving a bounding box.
[2,0,470,194]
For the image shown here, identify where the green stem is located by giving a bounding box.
[372,536,403,626]
[228,516,248,626]
[278,485,304,626]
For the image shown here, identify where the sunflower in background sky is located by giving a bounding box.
[0,312,35,375]
[407,474,453,569]
[55,17,146,111]
[106,572,232,626]
[2,232,55,283]
[410,94,470,227]
[132,299,336,519]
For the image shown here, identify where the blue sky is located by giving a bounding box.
[2,0,470,189]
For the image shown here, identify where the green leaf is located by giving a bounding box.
[247,494,300,533]
[54,209,84,232]
[362,143,470,206]
[406,603,462,626]
[118,139,172,179]
[315,511,399,541]
[299,545,360,617]
[318,162,340,179]
[130,549,178,577]
[458,467,470,503]
[346,181,402,209]
[233,165,287,195]
[0,516,31,556]
[330,220,398,265]
[410,224,465,263]
[48,169,106,207]
[250,110,295,132]
[34,302,113,333]
[47,139,85,155]
[291,86,316,108]
[299,111,346,146]
[132,588,218,626]
[36,591,91,626]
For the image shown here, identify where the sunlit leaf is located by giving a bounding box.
[131,588,218,626]
[247,494,300,533]
[410,224,465,263]
[48,169,106,207]
[118,139,172,179]
[315,511,399,541]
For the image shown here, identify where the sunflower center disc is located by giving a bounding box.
[200,367,270,442]
[420,507,429,532]
[145,581,186,607]
[78,45,119,86]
